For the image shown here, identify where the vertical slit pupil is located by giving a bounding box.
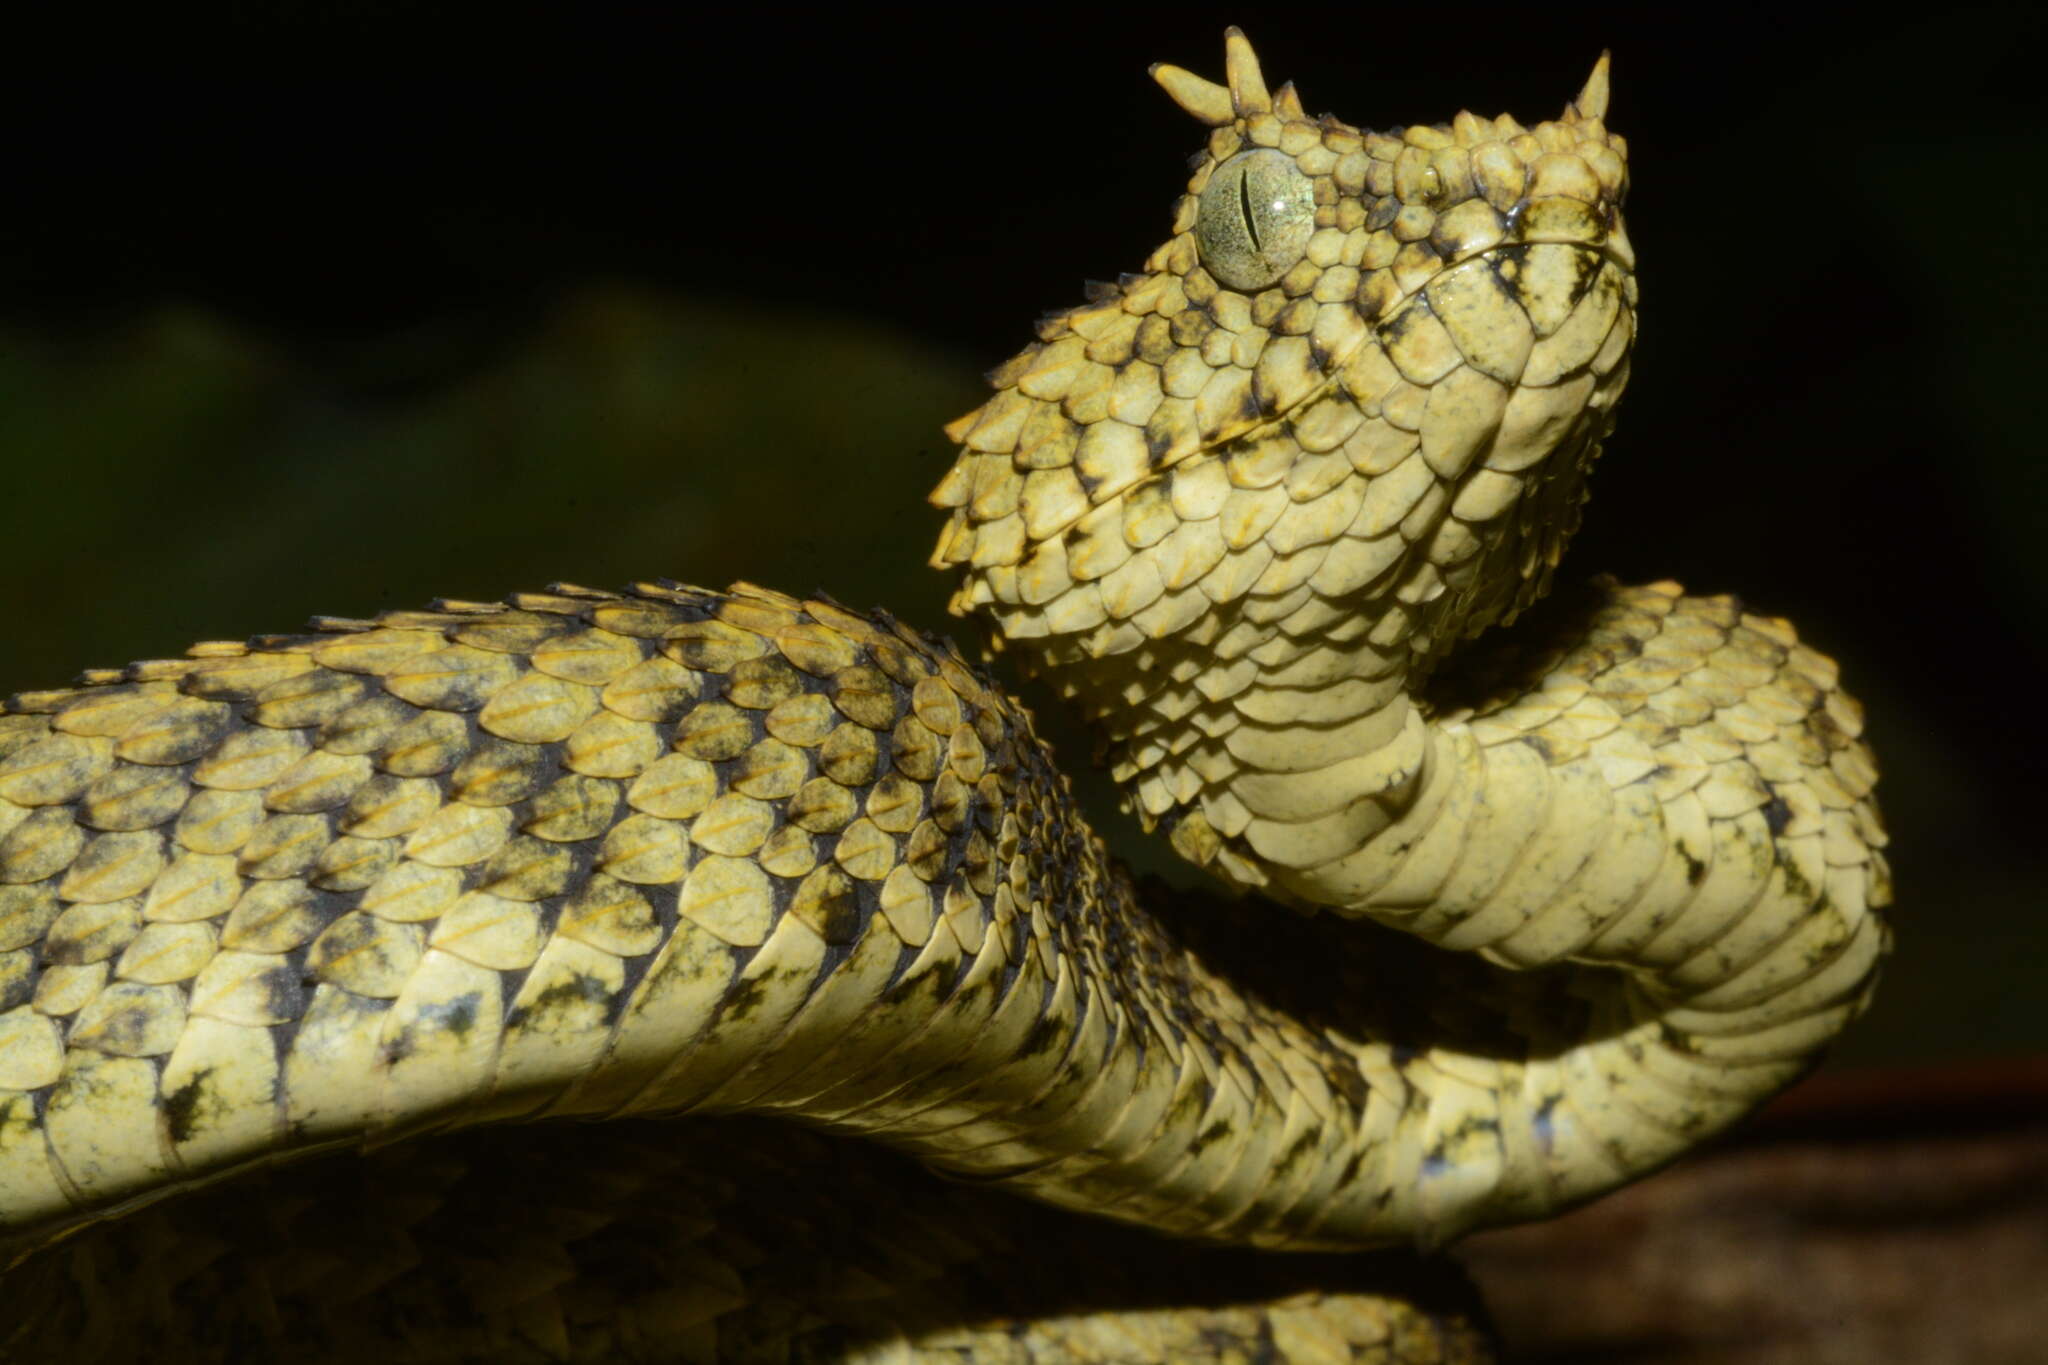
[1238,167,1262,253]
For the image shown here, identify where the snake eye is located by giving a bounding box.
[1195,148,1315,292]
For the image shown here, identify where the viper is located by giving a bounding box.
[0,31,1888,1362]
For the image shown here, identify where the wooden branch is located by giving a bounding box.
[1460,1061,2048,1364]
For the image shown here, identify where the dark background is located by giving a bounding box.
[1,6,2042,1069]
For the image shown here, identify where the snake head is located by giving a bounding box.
[931,29,1639,770]
[937,29,1638,855]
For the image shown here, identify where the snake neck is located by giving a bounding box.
[990,342,1621,893]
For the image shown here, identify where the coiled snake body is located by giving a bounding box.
[0,33,1889,1363]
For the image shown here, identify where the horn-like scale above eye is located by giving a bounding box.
[1195,148,1314,292]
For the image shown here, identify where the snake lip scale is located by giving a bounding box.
[0,28,1889,1362]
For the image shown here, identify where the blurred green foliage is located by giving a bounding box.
[0,292,979,675]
